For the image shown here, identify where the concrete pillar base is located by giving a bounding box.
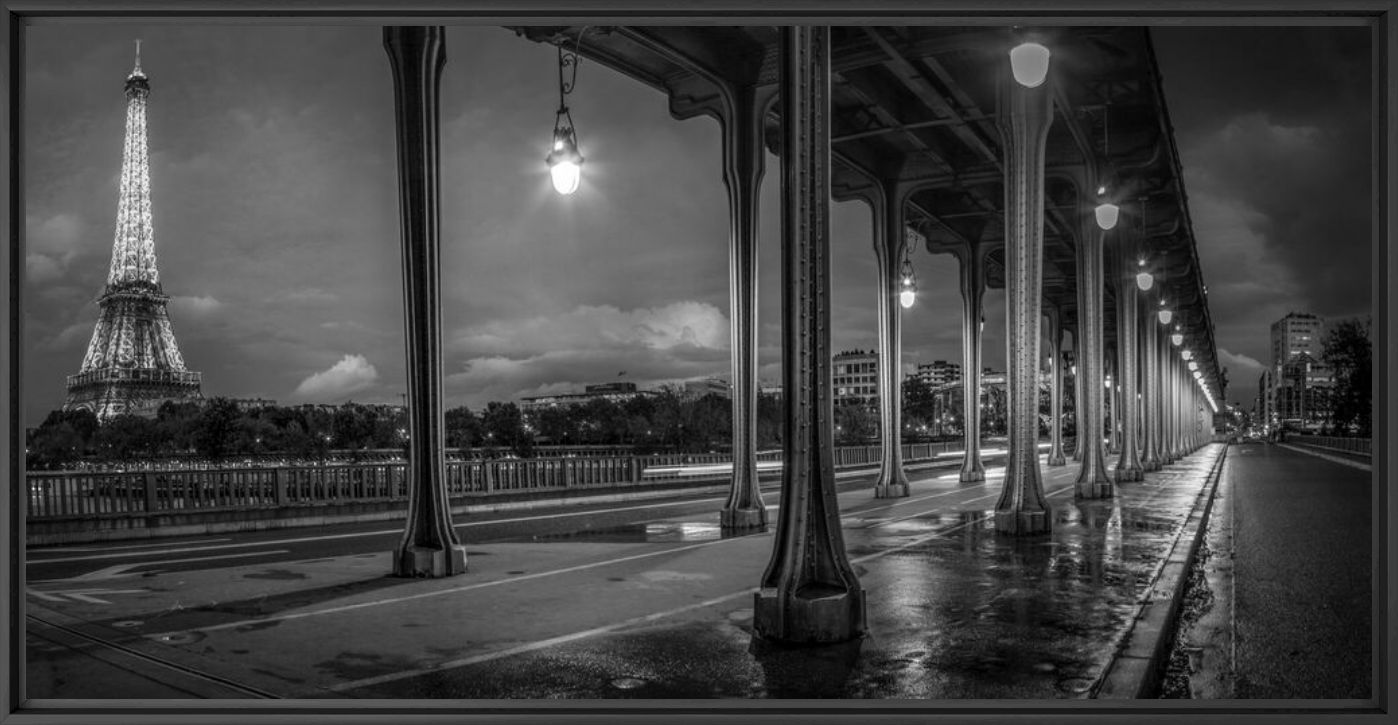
[874,482,910,499]
[393,543,467,578]
[721,506,768,530]
[994,509,1051,536]
[959,467,985,483]
[1075,481,1114,500]
[1115,466,1144,483]
[1047,454,1066,467]
[753,585,866,644]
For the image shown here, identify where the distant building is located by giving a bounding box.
[1267,312,1331,428]
[519,381,654,413]
[228,397,277,412]
[683,377,731,399]
[914,360,960,388]
[833,349,878,407]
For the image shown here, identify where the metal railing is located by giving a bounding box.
[24,439,1004,523]
[1287,435,1371,456]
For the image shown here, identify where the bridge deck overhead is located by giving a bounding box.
[515,25,1223,395]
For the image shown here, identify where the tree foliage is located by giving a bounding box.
[1322,316,1371,436]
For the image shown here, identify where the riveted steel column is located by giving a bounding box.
[1106,347,1119,455]
[721,84,772,531]
[1140,289,1162,472]
[873,182,910,499]
[955,243,987,483]
[1074,177,1112,498]
[1156,324,1174,465]
[1046,304,1066,467]
[385,26,467,578]
[1071,327,1083,462]
[754,26,865,644]
[1114,232,1144,482]
[993,54,1054,536]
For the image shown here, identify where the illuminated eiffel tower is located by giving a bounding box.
[64,42,202,421]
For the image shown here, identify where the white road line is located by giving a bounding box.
[33,538,233,554]
[29,550,294,584]
[142,477,1022,642]
[329,479,1082,692]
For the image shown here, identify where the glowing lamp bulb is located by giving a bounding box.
[546,131,584,195]
[1158,309,1173,325]
[1136,271,1154,291]
[1104,377,1112,389]
[1188,361,1198,371]
[1171,333,1183,346]
[1094,202,1119,230]
[1009,42,1051,88]
[900,288,916,309]
[1181,350,1192,361]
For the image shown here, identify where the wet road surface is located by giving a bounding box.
[26,447,1224,699]
[1227,442,1372,699]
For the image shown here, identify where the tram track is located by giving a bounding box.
[26,613,282,699]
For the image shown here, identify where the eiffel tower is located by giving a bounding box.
[64,42,202,421]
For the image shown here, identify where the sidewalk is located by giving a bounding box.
[25,444,1227,701]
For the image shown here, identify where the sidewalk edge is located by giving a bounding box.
[1091,443,1230,699]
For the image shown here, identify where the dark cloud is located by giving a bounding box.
[1153,27,1370,408]
[22,25,1369,423]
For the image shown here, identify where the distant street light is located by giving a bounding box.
[1135,259,1154,291]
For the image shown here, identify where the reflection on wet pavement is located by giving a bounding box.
[345,449,1221,699]
[520,521,724,544]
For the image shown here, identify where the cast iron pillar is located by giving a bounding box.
[1156,322,1174,465]
[872,180,912,499]
[1113,231,1144,482]
[1073,175,1112,498]
[1046,304,1066,467]
[992,51,1054,536]
[720,84,774,531]
[1071,326,1084,462]
[753,26,866,644]
[385,26,467,578]
[953,242,988,483]
[1140,288,1162,472]
[1106,348,1119,455]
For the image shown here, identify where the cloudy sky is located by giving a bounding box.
[21,24,1370,425]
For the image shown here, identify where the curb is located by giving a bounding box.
[1092,443,1230,699]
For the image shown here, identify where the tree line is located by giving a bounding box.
[27,376,1083,471]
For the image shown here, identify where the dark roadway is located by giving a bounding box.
[1228,441,1373,699]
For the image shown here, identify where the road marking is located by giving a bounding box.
[27,588,146,605]
[33,538,232,555]
[329,478,1080,693]
[29,550,293,583]
[141,477,1030,642]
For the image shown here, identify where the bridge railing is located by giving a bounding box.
[1287,435,1371,456]
[24,439,1021,523]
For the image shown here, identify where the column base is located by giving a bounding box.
[1074,480,1114,500]
[1047,454,1066,467]
[1142,459,1161,472]
[721,506,769,530]
[1115,465,1144,483]
[753,585,865,644]
[874,482,910,499]
[959,467,985,483]
[392,543,467,578]
[993,508,1051,536]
